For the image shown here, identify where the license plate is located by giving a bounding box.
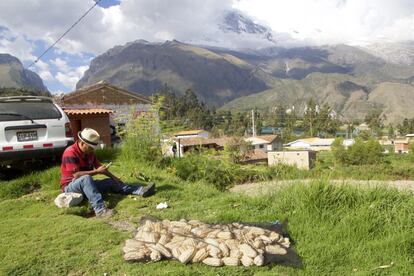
[17,131,38,142]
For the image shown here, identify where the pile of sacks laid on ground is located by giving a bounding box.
[123,219,291,267]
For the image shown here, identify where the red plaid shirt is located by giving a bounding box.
[60,142,101,191]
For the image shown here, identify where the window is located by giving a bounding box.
[0,100,61,121]
[259,144,264,149]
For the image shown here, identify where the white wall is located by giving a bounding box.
[268,151,315,170]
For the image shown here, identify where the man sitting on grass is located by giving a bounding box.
[60,128,155,218]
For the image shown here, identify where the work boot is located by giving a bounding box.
[95,208,116,219]
[141,182,156,198]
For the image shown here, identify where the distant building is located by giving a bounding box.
[357,123,370,131]
[379,139,394,146]
[260,127,282,135]
[406,134,414,142]
[394,139,409,154]
[245,135,282,152]
[173,136,232,157]
[285,137,335,151]
[343,139,355,147]
[268,150,317,170]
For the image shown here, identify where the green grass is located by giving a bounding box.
[1,150,413,275]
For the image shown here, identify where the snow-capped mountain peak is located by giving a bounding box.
[219,11,275,43]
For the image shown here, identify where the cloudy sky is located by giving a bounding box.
[0,0,413,93]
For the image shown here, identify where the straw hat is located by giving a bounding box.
[78,128,100,148]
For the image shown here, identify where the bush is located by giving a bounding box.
[172,153,235,190]
[119,100,163,164]
[172,152,310,190]
[223,137,252,164]
[332,138,384,166]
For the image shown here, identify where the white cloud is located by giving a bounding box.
[51,58,70,73]
[1,0,413,58]
[1,0,414,91]
[55,65,88,90]
[38,70,54,81]
[34,60,54,81]
[233,0,414,45]
[0,33,35,61]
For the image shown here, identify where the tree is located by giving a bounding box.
[282,108,297,143]
[364,110,383,137]
[273,104,286,128]
[254,108,263,136]
[224,137,253,163]
[331,137,348,165]
[397,118,414,135]
[358,130,372,141]
[387,125,395,139]
[303,99,318,136]
[315,103,340,136]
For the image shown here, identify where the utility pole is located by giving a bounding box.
[252,109,256,137]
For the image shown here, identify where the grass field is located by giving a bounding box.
[1,149,413,275]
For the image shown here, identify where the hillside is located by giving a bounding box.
[0,54,48,93]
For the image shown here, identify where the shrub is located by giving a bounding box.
[223,136,253,164]
[172,152,310,190]
[332,138,384,166]
[119,100,163,164]
[172,153,235,190]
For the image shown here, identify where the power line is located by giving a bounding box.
[27,0,102,68]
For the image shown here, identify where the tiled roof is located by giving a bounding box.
[176,137,233,147]
[176,137,210,146]
[243,149,268,161]
[64,108,113,115]
[394,139,409,144]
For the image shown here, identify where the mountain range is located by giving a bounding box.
[0,53,48,93]
[77,39,414,124]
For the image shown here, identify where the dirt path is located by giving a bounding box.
[229,179,414,196]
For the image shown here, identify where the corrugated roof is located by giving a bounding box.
[257,135,278,143]
[245,135,278,145]
[286,138,335,146]
[64,108,113,115]
[174,129,206,136]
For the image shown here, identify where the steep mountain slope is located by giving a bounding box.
[0,54,48,92]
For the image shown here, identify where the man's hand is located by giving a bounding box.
[95,165,108,174]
